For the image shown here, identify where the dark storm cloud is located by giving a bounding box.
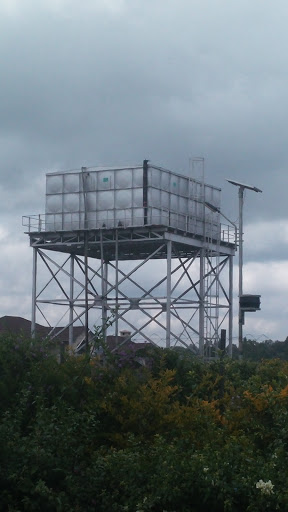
[1,0,287,219]
[1,0,288,201]
[0,0,288,337]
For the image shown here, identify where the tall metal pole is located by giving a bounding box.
[227,179,262,357]
[115,230,119,344]
[204,200,238,357]
[103,262,108,343]
[31,247,37,338]
[228,253,233,357]
[238,186,244,357]
[100,230,108,343]
[166,240,172,348]
[84,232,89,351]
[81,167,89,352]
[199,248,205,357]
[69,254,75,346]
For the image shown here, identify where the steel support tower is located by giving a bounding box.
[24,162,236,357]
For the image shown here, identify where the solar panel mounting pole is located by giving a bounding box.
[81,167,89,352]
[238,186,244,357]
[204,201,237,356]
[226,179,262,357]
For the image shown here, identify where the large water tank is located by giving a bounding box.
[45,162,221,239]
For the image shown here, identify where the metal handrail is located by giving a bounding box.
[22,211,237,246]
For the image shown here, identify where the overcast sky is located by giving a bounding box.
[1,0,288,342]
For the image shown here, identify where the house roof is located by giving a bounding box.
[105,335,151,352]
[0,316,155,352]
[0,316,85,344]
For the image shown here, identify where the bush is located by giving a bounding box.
[1,334,288,510]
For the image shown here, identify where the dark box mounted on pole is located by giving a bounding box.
[240,294,261,312]
[219,329,226,352]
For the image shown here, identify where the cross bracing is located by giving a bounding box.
[28,225,235,357]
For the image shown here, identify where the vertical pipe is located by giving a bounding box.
[103,262,108,343]
[115,230,119,343]
[69,254,74,347]
[199,248,205,357]
[81,167,89,351]
[100,230,107,342]
[143,159,148,225]
[84,231,89,351]
[31,247,37,339]
[166,240,172,348]
[228,254,233,358]
[238,187,244,357]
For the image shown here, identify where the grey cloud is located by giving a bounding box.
[1,0,288,338]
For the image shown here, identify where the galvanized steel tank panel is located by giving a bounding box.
[179,197,188,215]
[170,193,179,212]
[133,188,144,207]
[115,189,132,209]
[45,165,221,237]
[63,193,79,213]
[46,174,63,194]
[64,173,80,193]
[133,167,144,187]
[46,195,62,214]
[97,171,114,190]
[179,176,189,197]
[86,192,97,211]
[133,207,144,225]
[161,171,170,191]
[46,213,63,231]
[97,190,114,210]
[115,169,133,189]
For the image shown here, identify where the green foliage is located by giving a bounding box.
[2,334,288,510]
[242,336,288,361]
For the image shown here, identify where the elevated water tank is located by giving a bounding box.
[45,161,221,240]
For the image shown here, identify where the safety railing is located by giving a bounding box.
[22,212,237,246]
